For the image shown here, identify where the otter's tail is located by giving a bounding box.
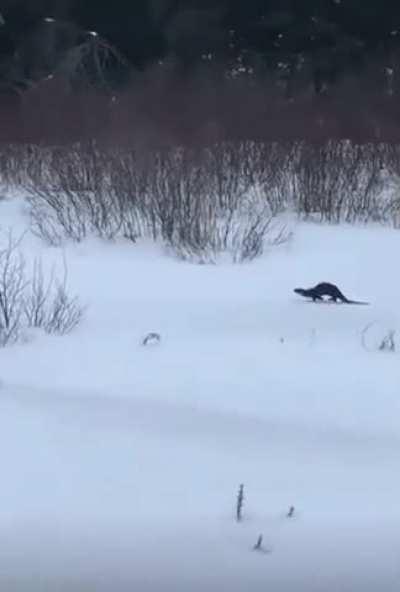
[343,299,370,305]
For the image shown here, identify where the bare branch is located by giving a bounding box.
[0,231,28,345]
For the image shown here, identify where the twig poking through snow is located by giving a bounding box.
[236,483,244,522]
[361,321,396,353]
[253,535,263,550]
[378,330,396,352]
[287,506,295,518]
[142,332,161,346]
[252,534,271,554]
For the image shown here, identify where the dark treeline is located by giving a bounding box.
[1,1,400,145]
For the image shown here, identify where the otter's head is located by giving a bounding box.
[294,288,307,296]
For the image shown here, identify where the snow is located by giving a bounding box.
[0,195,400,590]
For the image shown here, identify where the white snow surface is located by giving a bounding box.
[0,195,400,591]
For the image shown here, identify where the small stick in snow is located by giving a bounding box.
[142,332,161,346]
[236,483,244,522]
[253,534,263,550]
[252,534,271,554]
[287,506,295,518]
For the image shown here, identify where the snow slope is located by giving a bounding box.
[0,196,400,591]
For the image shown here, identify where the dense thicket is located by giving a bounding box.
[1,1,400,144]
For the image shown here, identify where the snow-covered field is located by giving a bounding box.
[1,196,400,591]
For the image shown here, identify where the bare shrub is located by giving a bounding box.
[379,143,400,227]
[205,142,254,210]
[25,141,123,244]
[204,193,291,264]
[0,231,84,345]
[0,232,28,345]
[23,258,53,329]
[19,138,400,262]
[293,141,388,223]
[25,141,292,263]
[24,258,84,335]
[0,143,48,191]
[147,147,210,245]
[148,145,291,262]
[27,188,88,245]
[245,141,295,215]
[40,278,84,335]
[108,149,154,241]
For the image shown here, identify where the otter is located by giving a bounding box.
[294,282,369,305]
